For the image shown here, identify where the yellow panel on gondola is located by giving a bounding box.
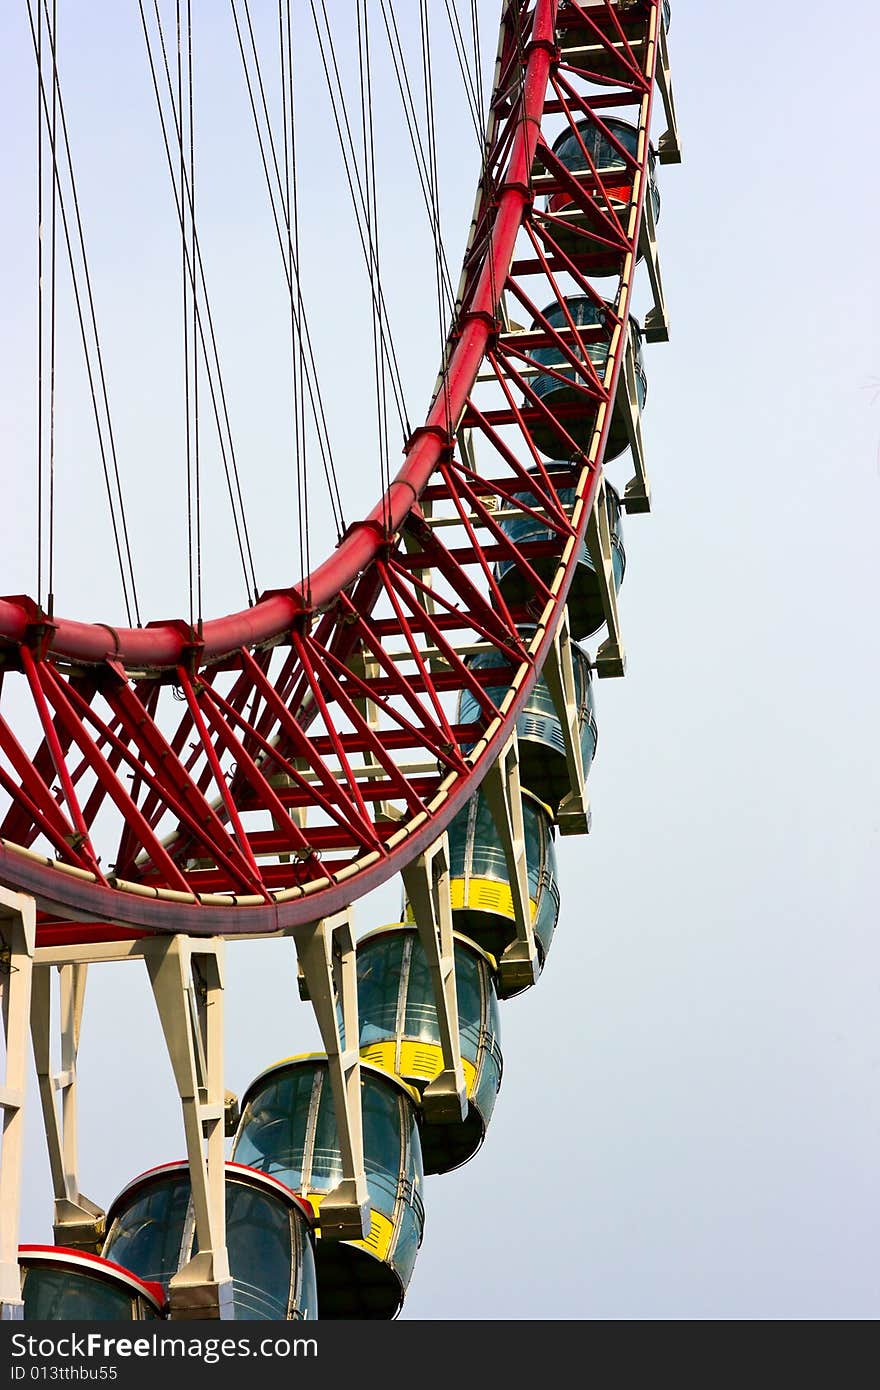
[357,925,503,1175]
[232,1056,424,1320]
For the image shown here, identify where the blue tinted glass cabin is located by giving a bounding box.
[310,1072,346,1196]
[455,948,484,1065]
[532,297,609,395]
[523,798,547,900]
[199,1183,293,1321]
[233,1068,312,1190]
[504,479,624,581]
[533,847,561,961]
[103,1176,190,1286]
[306,1068,403,1218]
[552,116,638,172]
[495,476,626,643]
[402,940,442,1046]
[392,1109,424,1285]
[631,323,648,409]
[361,1076,404,1217]
[551,118,660,226]
[22,1267,143,1321]
[357,935,405,1046]
[459,645,595,784]
[448,787,509,882]
[607,487,626,588]
[407,1106,425,1189]
[473,1043,502,1128]
[298,1239,319,1320]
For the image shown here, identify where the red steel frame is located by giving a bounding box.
[0,0,662,944]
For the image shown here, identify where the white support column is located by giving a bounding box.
[0,888,35,1320]
[620,330,652,515]
[30,962,104,1251]
[145,935,231,1320]
[655,18,682,165]
[586,477,627,680]
[639,177,670,343]
[293,909,370,1242]
[401,836,467,1123]
[482,735,540,994]
[542,609,592,837]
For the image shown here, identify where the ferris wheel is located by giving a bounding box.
[0,0,681,1321]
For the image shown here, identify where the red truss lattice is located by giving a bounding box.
[0,0,665,945]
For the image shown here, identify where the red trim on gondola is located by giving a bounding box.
[105,1160,316,1229]
[18,1245,167,1310]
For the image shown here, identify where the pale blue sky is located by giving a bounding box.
[1,1,878,1320]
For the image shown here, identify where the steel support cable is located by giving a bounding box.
[470,0,500,316]
[185,0,203,627]
[144,0,259,606]
[419,0,454,438]
[237,0,344,531]
[24,0,141,627]
[443,0,484,142]
[377,0,456,316]
[230,0,345,539]
[355,0,394,531]
[278,0,310,588]
[47,0,57,615]
[308,0,411,446]
[177,0,197,627]
[36,1,43,606]
[37,0,140,626]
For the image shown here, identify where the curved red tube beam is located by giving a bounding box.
[0,3,559,669]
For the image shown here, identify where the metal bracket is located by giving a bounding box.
[30,962,104,1252]
[292,909,370,1242]
[639,175,669,343]
[145,936,232,1320]
[401,835,467,1124]
[620,330,652,515]
[0,888,35,1319]
[542,608,592,837]
[586,477,626,679]
[482,735,540,993]
[655,17,682,165]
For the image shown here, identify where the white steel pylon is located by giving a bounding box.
[30,961,104,1251]
[402,835,468,1123]
[0,888,35,1319]
[293,908,370,1241]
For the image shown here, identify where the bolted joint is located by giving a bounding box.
[318,1183,371,1243]
[223,1091,240,1138]
[145,618,205,675]
[422,1070,468,1126]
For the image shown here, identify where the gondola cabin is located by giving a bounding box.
[101,1162,317,1320]
[357,925,503,1173]
[424,787,561,995]
[232,1057,424,1320]
[556,0,671,81]
[544,116,660,275]
[496,472,625,639]
[18,1247,166,1320]
[527,296,646,460]
[459,639,597,813]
